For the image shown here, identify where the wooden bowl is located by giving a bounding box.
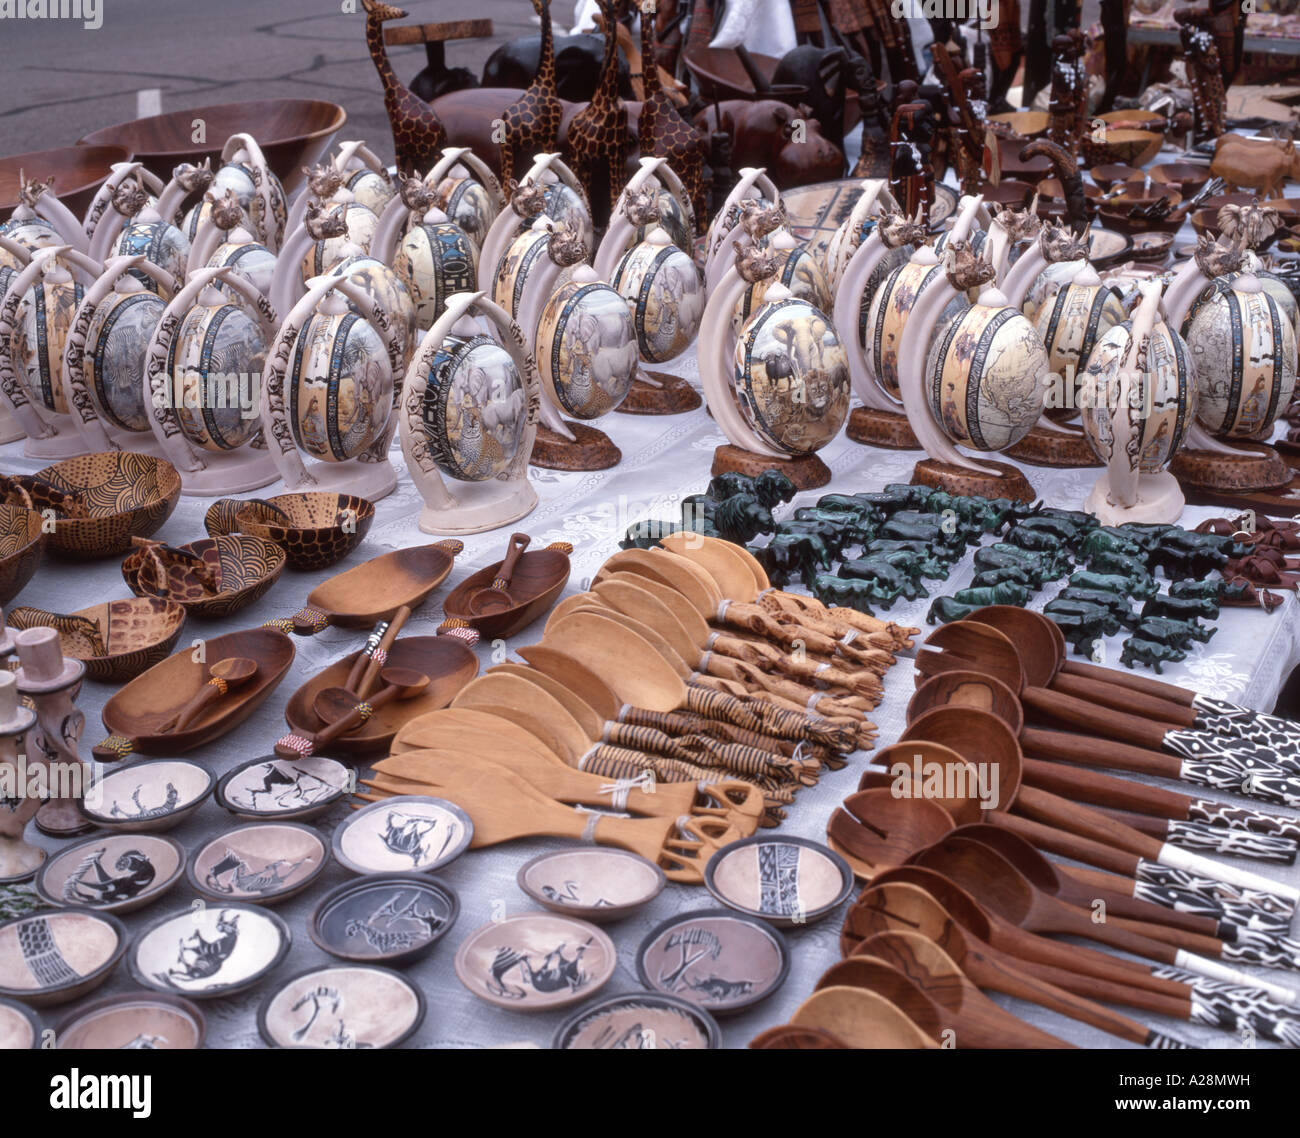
[441,545,572,640]
[0,996,41,1048]
[1037,178,1102,202]
[309,874,459,966]
[81,760,215,833]
[0,909,127,1006]
[8,597,185,683]
[36,833,185,914]
[1089,129,1163,168]
[1089,163,1141,187]
[983,180,1035,209]
[204,492,375,571]
[1130,231,1175,262]
[1149,162,1212,196]
[122,534,286,619]
[996,139,1053,180]
[32,452,181,559]
[78,98,346,194]
[259,964,425,1049]
[989,111,1049,137]
[187,822,329,906]
[704,835,853,927]
[517,849,666,922]
[552,992,721,1049]
[0,144,131,223]
[1190,207,1221,240]
[1098,189,1184,235]
[0,504,45,605]
[216,755,351,822]
[53,993,205,1049]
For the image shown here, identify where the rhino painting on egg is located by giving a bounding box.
[13,278,85,415]
[288,313,392,462]
[85,290,163,432]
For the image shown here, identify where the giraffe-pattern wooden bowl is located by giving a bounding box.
[121,535,286,620]
[7,597,186,683]
[0,504,45,605]
[203,492,375,571]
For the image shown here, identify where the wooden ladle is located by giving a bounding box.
[275,666,429,757]
[159,656,259,733]
[467,533,529,616]
[788,987,939,1048]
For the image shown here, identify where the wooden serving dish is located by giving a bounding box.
[8,597,185,683]
[1089,163,1141,187]
[35,833,185,915]
[1148,162,1212,196]
[0,504,45,605]
[259,964,424,1049]
[441,543,572,639]
[282,636,478,756]
[53,993,205,1049]
[95,627,294,760]
[0,144,131,222]
[78,98,346,192]
[0,909,127,1006]
[122,535,286,620]
[982,180,1035,209]
[26,452,181,559]
[204,492,376,571]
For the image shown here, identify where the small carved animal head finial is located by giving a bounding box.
[623,185,661,228]
[17,172,55,209]
[173,159,213,195]
[207,188,245,232]
[1216,202,1281,252]
[509,179,548,219]
[942,239,996,291]
[397,173,435,214]
[547,220,588,268]
[1194,233,1244,278]
[304,200,348,242]
[734,238,779,284]
[1038,222,1090,264]
[878,205,928,249]
[739,199,786,241]
[112,178,149,219]
[304,164,344,201]
[991,197,1042,245]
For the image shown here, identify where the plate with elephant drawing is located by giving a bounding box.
[127,903,290,999]
[258,964,425,1049]
[331,795,473,876]
[187,822,328,906]
[551,991,721,1050]
[635,909,788,1015]
[309,873,459,966]
[215,754,351,822]
[36,833,185,915]
[453,912,616,1012]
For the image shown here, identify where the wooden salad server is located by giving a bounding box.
[812,956,949,1044]
[348,604,411,697]
[749,1026,850,1049]
[161,657,259,733]
[788,987,939,1048]
[275,667,430,757]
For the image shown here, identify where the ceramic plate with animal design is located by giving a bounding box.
[128,904,290,999]
[552,991,720,1049]
[454,912,615,1012]
[216,755,350,822]
[332,796,473,876]
[36,834,185,915]
[704,835,854,927]
[310,873,459,965]
[0,909,126,1006]
[0,996,41,1047]
[187,822,328,905]
[636,910,788,1014]
[54,993,204,1049]
[516,848,665,922]
[81,760,215,833]
[258,964,424,1049]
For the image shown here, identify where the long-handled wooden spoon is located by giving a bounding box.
[161,656,258,732]
[466,533,530,615]
[788,987,939,1048]
[274,667,429,757]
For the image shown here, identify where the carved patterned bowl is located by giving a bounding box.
[203,491,375,571]
[7,597,186,682]
[26,451,181,559]
[0,504,45,604]
[121,534,286,619]
[0,909,127,1006]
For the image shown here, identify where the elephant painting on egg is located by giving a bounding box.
[540,282,638,420]
[423,334,527,482]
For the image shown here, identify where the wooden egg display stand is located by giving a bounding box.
[399,290,540,535]
[0,669,44,882]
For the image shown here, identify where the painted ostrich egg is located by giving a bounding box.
[924,301,1049,451]
[206,237,278,301]
[1079,319,1195,473]
[733,245,832,337]
[611,241,705,363]
[11,275,84,414]
[342,167,395,216]
[287,311,393,462]
[536,280,638,419]
[114,217,189,295]
[539,182,593,253]
[392,219,478,330]
[1183,269,1299,336]
[706,193,773,268]
[0,215,60,266]
[332,254,419,370]
[299,202,378,285]
[420,333,528,481]
[1183,282,1297,438]
[733,297,850,455]
[165,297,267,450]
[82,289,166,431]
[1021,258,1088,325]
[430,175,497,255]
[864,258,946,398]
[634,189,693,255]
[1034,280,1126,412]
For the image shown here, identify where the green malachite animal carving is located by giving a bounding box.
[974,548,1054,587]
[810,573,878,614]
[883,483,938,510]
[891,510,980,548]
[1046,612,1113,657]
[621,519,684,549]
[1016,516,1086,542]
[814,494,887,527]
[793,508,877,550]
[837,559,926,603]
[1069,570,1158,599]
[1120,635,1187,673]
[1134,615,1215,649]
[1055,587,1137,628]
[1143,593,1220,621]
[1087,549,1154,583]
[708,470,797,510]
[1033,506,1097,533]
[1044,598,1122,637]
[862,540,952,579]
[987,543,1070,580]
[970,566,1034,590]
[1004,524,1073,555]
[682,493,773,543]
[1080,529,1147,560]
[751,532,835,587]
[952,583,1031,606]
[776,518,855,561]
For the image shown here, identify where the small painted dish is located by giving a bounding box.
[454,912,615,1012]
[0,996,41,1048]
[1129,231,1175,263]
[0,908,127,1006]
[80,760,214,833]
[516,848,665,923]
[332,796,473,876]
[215,754,350,822]
[36,833,185,914]
[187,822,329,906]
[259,964,425,1049]
[552,991,721,1049]
[704,835,853,928]
[310,873,459,965]
[636,909,789,1015]
[54,993,205,1049]
[128,903,291,1000]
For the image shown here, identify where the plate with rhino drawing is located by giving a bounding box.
[127,903,290,999]
[704,835,853,927]
[552,991,721,1050]
[635,910,788,1015]
[36,834,185,914]
[54,993,205,1049]
[309,874,459,965]
[454,912,616,1012]
[331,795,473,876]
[215,754,350,822]
[80,760,214,833]
[258,964,425,1049]
[516,848,665,923]
[187,822,328,906]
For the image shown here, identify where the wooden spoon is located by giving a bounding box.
[161,656,258,733]
[274,667,429,757]
[467,533,530,616]
[813,955,948,1042]
[749,1025,849,1048]
[789,986,939,1048]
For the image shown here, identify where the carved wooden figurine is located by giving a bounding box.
[362,0,448,176]
[1177,10,1228,145]
[0,667,43,882]
[499,0,564,192]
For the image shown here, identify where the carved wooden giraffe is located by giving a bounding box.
[564,0,631,224]
[361,0,447,176]
[499,0,564,192]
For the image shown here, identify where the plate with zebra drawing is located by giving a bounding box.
[0,909,127,1006]
[80,759,214,833]
[635,910,789,1015]
[704,835,853,928]
[258,964,425,1049]
[516,848,665,923]
[215,754,351,822]
[309,874,459,965]
[187,822,328,906]
[36,834,185,914]
[453,912,616,1012]
[331,795,473,876]
[552,992,721,1050]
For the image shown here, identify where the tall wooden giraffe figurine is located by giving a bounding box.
[636,2,706,232]
[361,0,447,176]
[499,0,564,192]
[564,0,631,225]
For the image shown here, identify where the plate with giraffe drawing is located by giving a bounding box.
[516,848,665,923]
[453,911,616,1012]
[258,964,425,1049]
[215,754,351,822]
[309,873,459,965]
[331,795,473,876]
[36,833,185,915]
[80,759,215,833]
[187,822,329,906]
[0,908,127,1006]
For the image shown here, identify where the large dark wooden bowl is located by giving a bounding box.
[0,504,45,605]
[78,99,346,194]
[442,545,572,640]
[0,145,131,223]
